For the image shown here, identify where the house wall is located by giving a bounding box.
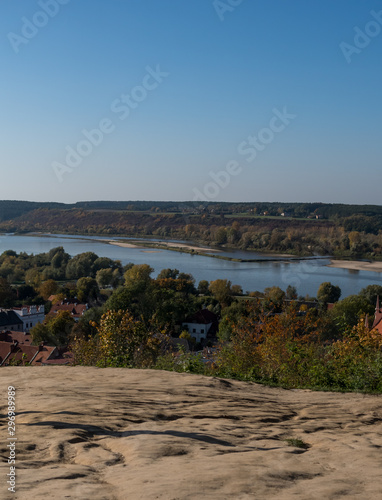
[13,306,45,332]
[182,322,212,342]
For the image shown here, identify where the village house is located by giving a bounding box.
[182,309,219,344]
[12,305,45,332]
[0,310,24,332]
[47,298,88,322]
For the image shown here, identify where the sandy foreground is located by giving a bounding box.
[1,368,382,500]
[328,260,382,273]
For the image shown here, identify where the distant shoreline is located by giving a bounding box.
[106,239,320,263]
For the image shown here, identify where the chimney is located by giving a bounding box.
[10,340,18,353]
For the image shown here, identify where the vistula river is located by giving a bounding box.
[0,233,381,298]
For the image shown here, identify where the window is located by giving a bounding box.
[201,329,204,334]
[192,329,196,333]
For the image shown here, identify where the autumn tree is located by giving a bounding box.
[38,279,58,300]
[97,310,166,367]
[264,286,285,312]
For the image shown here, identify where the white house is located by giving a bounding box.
[182,309,218,343]
[12,305,45,333]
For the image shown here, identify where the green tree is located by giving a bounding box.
[123,264,153,292]
[359,285,382,308]
[76,277,99,303]
[157,268,179,280]
[331,295,374,334]
[49,247,70,270]
[197,280,210,295]
[96,268,114,288]
[215,227,227,245]
[30,323,52,345]
[66,252,99,279]
[317,282,341,308]
[25,268,41,288]
[286,285,298,300]
[46,310,75,346]
[92,257,116,273]
[209,279,233,307]
[0,277,15,306]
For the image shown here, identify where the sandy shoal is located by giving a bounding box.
[328,259,382,272]
[108,240,140,249]
[1,367,382,500]
[108,240,219,252]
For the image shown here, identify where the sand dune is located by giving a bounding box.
[1,367,382,499]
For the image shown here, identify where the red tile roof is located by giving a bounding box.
[48,302,87,319]
[184,309,218,324]
[0,342,57,366]
[0,330,33,344]
[371,296,382,334]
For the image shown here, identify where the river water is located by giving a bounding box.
[0,233,381,299]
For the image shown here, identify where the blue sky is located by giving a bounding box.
[0,0,381,204]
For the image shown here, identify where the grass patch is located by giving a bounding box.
[284,438,309,449]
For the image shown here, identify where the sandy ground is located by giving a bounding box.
[108,240,141,249]
[328,259,382,273]
[107,240,219,253]
[162,242,220,253]
[1,368,382,500]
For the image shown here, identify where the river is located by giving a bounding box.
[0,233,381,298]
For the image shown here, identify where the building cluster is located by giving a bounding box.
[0,299,88,366]
[3,295,381,367]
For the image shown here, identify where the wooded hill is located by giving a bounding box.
[0,200,381,259]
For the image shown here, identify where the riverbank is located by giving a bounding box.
[328,259,382,273]
[106,238,312,264]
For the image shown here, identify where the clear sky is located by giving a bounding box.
[0,0,381,204]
